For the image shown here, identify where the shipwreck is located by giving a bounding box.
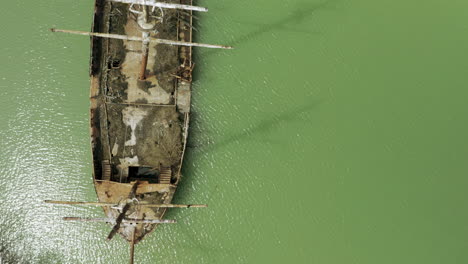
[45,0,231,262]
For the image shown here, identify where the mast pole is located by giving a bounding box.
[50,28,233,49]
[110,0,208,12]
[45,200,207,208]
[62,217,177,224]
[130,227,136,264]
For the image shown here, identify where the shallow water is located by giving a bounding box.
[1,0,468,263]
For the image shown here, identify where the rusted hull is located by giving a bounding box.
[89,0,193,243]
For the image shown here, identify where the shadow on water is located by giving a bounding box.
[198,0,338,58]
[165,98,323,255]
[0,244,22,264]
[37,251,63,264]
[188,98,324,153]
[164,0,334,256]
[162,182,232,257]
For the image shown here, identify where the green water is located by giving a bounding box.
[1,0,468,263]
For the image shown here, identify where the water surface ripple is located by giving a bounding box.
[2,0,468,263]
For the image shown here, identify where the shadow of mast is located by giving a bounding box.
[198,0,337,57]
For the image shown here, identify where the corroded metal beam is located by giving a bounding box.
[130,227,136,264]
[110,0,208,12]
[63,217,177,224]
[50,28,233,49]
[139,32,150,80]
[45,200,207,208]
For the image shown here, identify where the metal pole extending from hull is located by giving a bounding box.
[63,217,177,224]
[45,200,207,208]
[110,0,208,12]
[50,28,233,49]
[130,227,136,264]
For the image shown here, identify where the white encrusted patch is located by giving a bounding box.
[112,142,119,156]
[122,106,148,146]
